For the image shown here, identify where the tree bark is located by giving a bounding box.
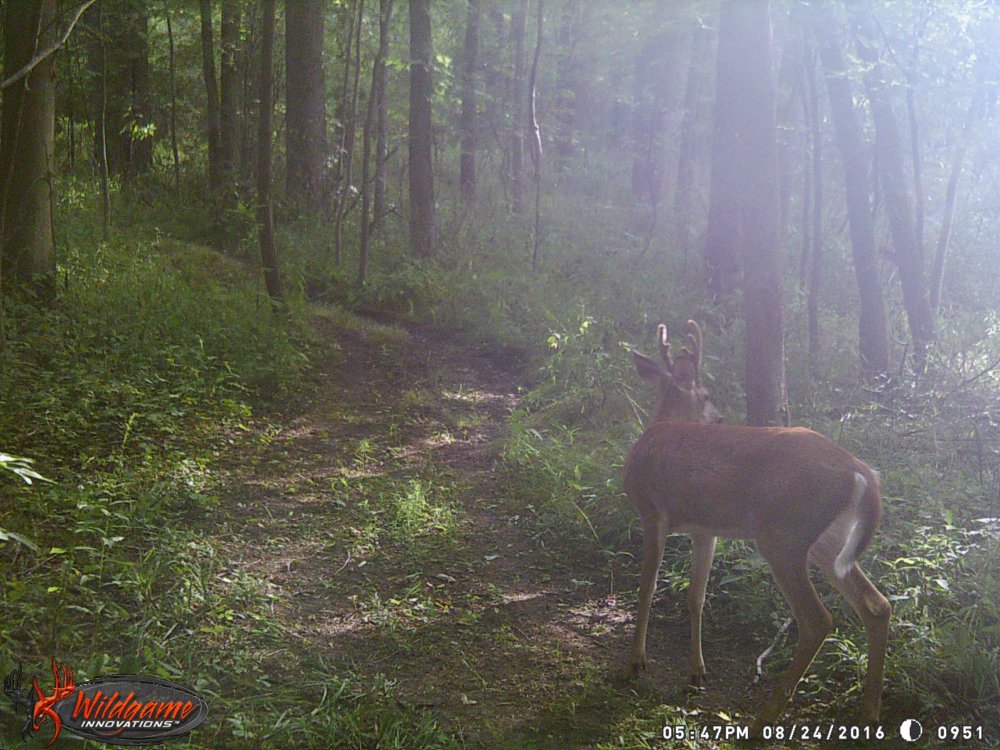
[0,0,57,299]
[200,0,223,191]
[286,0,327,214]
[256,0,283,306]
[459,0,480,202]
[726,0,785,426]
[408,0,436,257]
[853,11,934,367]
[815,15,890,376]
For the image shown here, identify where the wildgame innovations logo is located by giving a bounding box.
[3,660,208,746]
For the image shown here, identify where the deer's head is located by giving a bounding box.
[631,320,721,424]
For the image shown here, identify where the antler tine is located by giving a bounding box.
[657,324,673,368]
[685,320,702,385]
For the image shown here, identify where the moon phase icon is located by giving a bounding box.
[900,719,923,742]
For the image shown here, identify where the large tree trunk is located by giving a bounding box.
[200,0,223,191]
[220,0,240,183]
[459,0,480,202]
[286,0,327,214]
[408,0,436,257]
[256,0,283,306]
[853,11,934,367]
[0,0,57,299]
[815,16,890,376]
[732,0,784,426]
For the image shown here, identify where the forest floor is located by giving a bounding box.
[203,309,786,748]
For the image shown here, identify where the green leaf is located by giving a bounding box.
[0,527,40,553]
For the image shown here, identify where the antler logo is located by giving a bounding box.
[3,659,208,746]
[4,659,74,746]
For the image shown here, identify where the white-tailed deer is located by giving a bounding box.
[625,321,889,734]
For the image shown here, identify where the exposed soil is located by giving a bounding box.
[209,312,782,748]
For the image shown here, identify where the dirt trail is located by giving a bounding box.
[212,314,759,747]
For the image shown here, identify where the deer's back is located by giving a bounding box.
[623,423,878,541]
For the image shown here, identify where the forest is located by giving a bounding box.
[0,0,998,747]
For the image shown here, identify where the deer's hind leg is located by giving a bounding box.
[628,508,669,676]
[751,536,832,736]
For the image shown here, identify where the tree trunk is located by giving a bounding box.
[853,12,934,367]
[220,0,240,183]
[372,0,394,231]
[510,0,528,212]
[459,0,480,202]
[286,0,327,214]
[256,0,283,306]
[0,0,57,299]
[408,0,436,257]
[815,15,889,376]
[200,0,223,191]
[723,0,785,426]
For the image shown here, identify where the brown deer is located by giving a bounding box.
[624,320,890,734]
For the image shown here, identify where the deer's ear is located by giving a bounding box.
[631,349,670,385]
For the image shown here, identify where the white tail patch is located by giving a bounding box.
[833,473,868,580]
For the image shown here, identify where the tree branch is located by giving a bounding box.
[0,0,98,91]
